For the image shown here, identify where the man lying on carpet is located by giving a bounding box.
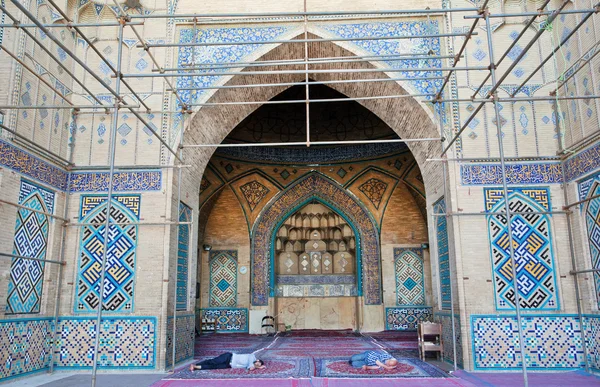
[189,352,266,371]
[349,350,398,371]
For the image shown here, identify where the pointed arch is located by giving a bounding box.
[250,172,381,305]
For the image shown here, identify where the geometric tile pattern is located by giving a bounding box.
[166,314,195,367]
[176,202,192,311]
[471,315,585,369]
[54,317,156,368]
[239,180,270,211]
[385,307,432,331]
[461,163,563,185]
[434,312,463,367]
[359,178,388,209]
[6,180,55,314]
[199,308,249,332]
[583,180,600,309]
[252,173,380,305]
[433,198,451,310]
[394,248,425,306]
[76,195,140,313]
[209,250,238,307]
[484,188,559,310]
[583,315,600,371]
[0,318,52,381]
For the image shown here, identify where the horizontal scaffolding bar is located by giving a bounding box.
[1,123,73,166]
[432,210,569,216]
[0,105,128,110]
[187,93,433,107]
[427,94,600,104]
[464,8,599,19]
[563,193,600,209]
[0,21,145,28]
[570,268,600,274]
[173,53,458,72]
[0,252,64,265]
[0,198,68,222]
[70,164,191,171]
[167,54,457,72]
[169,76,445,92]
[183,138,442,148]
[67,221,194,227]
[121,66,487,79]
[426,155,562,162]
[141,31,476,49]
[128,7,480,19]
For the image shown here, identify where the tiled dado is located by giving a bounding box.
[0,316,156,381]
[199,308,248,333]
[166,314,195,367]
[385,307,432,331]
[471,314,600,370]
[434,312,463,368]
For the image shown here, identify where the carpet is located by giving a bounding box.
[315,357,449,378]
[166,359,313,379]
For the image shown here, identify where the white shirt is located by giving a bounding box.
[230,353,257,369]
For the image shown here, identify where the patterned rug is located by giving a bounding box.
[315,357,449,378]
[166,359,313,379]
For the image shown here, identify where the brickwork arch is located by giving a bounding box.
[181,31,443,202]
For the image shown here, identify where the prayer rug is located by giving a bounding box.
[315,357,448,378]
[167,359,313,379]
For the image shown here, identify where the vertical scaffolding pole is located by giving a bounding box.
[303,0,310,147]
[171,110,189,372]
[90,19,125,387]
[49,109,78,374]
[484,12,528,386]
[435,105,458,371]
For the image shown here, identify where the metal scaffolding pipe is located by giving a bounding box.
[68,221,193,227]
[563,193,600,209]
[0,21,145,28]
[556,45,600,91]
[13,0,176,161]
[435,0,488,100]
[430,94,600,103]
[441,1,570,156]
[90,21,124,387]
[0,105,134,110]
[169,76,445,92]
[141,31,477,49]
[49,108,77,374]
[70,164,192,171]
[511,3,600,97]
[0,123,73,166]
[0,45,73,105]
[0,4,106,107]
[120,66,487,79]
[0,252,64,265]
[484,13,528,386]
[470,0,551,99]
[182,138,442,148]
[570,268,600,275]
[0,198,69,222]
[464,7,599,19]
[431,210,569,216]
[44,0,152,112]
[128,7,480,20]
[187,93,434,107]
[426,155,562,162]
[171,53,458,72]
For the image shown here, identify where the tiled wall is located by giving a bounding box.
[166,314,195,367]
[0,316,156,382]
